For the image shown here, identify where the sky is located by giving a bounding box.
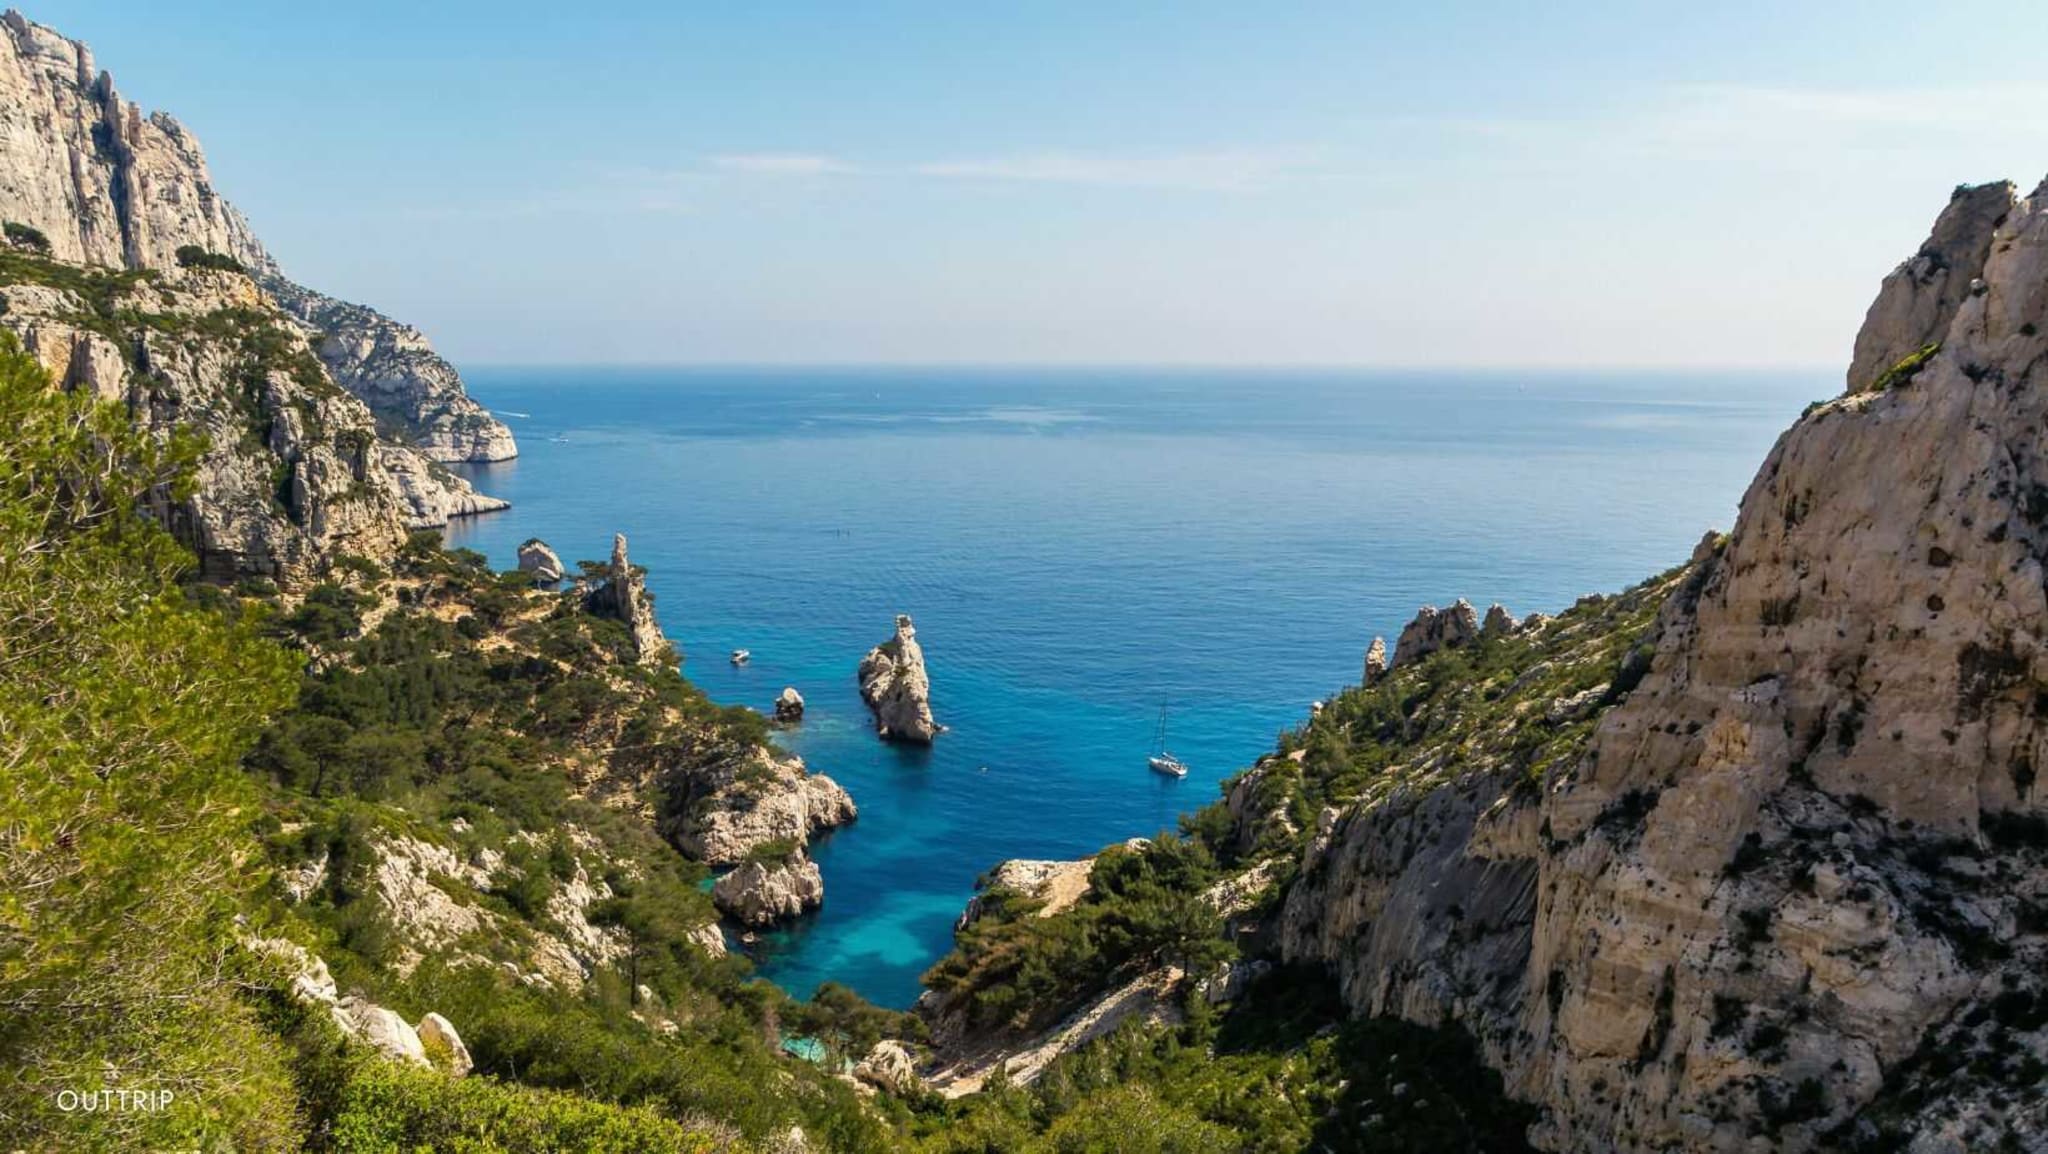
[39,0,2048,366]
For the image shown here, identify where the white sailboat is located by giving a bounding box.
[1148,706,1189,777]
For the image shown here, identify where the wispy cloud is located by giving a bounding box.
[708,152,856,176]
[912,150,1308,191]
[693,148,1314,192]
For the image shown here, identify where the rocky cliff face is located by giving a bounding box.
[0,12,267,272]
[263,277,515,462]
[0,12,514,468]
[859,614,939,743]
[1275,181,2048,1152]
[0,259,505,583]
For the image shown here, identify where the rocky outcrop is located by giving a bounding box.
[263,277,516,463]
[774,687,805,724]
[666,747,856,866]
[1273,179,2048,1152]
[1846,180,2013,394]
[711,851,824,927]
[858,614,938,742]
[583,534,669,665]
[247,938,468,1074]
[852,1040,920,1095]
[955,857,1095,931]
[1362,636,1388,686]
[1390,598,1480,667]
[517,537,565,584]
[1481,602,1518,638]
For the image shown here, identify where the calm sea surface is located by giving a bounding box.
[445,366,1823,1008]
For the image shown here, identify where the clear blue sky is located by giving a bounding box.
[42,0,2048,366]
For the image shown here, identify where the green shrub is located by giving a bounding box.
[3,220,50,252]
[174,243,247,273]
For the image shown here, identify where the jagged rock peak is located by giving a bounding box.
[858,613,939,743]
[1361,636,1389,686]
[1846,180,2016,393]
[1390,598,1480,667]
[517,537,565,584]
[1481,602,1518,638]
[583,533,669,665]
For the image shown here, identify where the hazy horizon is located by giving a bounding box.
[47,1,2048,369]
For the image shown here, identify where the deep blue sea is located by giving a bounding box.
[444,366,1823,1009]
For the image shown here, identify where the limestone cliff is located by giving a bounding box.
[1272,180,2048,1152]
[0,258,504,583]
[263,277,516,463]
[0,12,514,467]
[859,613,939,743]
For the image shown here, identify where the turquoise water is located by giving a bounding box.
[444,366,1822,1009]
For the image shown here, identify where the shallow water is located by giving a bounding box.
[444,366,1821,1008]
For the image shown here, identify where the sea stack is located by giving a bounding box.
[774,687,805,724]
[583,533,670,665]
[516,537,565,584]
[858,614,938,743]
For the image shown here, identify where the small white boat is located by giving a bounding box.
[1148,707,1189,777]
[730,649,751,665]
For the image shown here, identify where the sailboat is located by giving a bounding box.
[1148,706,1189,777]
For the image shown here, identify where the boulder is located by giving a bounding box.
[416,1012,473,1077]
[337,996,429,1067]
[858,614,939,742]
[517,537,566,584]
[853,1040,920,1095]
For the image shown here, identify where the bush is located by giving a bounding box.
[174,243,246,273]
[3,220,50,252]
[325,1056,719,1153]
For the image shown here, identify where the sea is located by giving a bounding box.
[443,366,1824,1009]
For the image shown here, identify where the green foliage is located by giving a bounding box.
[324,1053,721,1153]
[1866,341,1941,393]
[923,835,1230,1033]
[0,333,304,1149]
[913,966,1535,1153]
[174,243,247,273]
